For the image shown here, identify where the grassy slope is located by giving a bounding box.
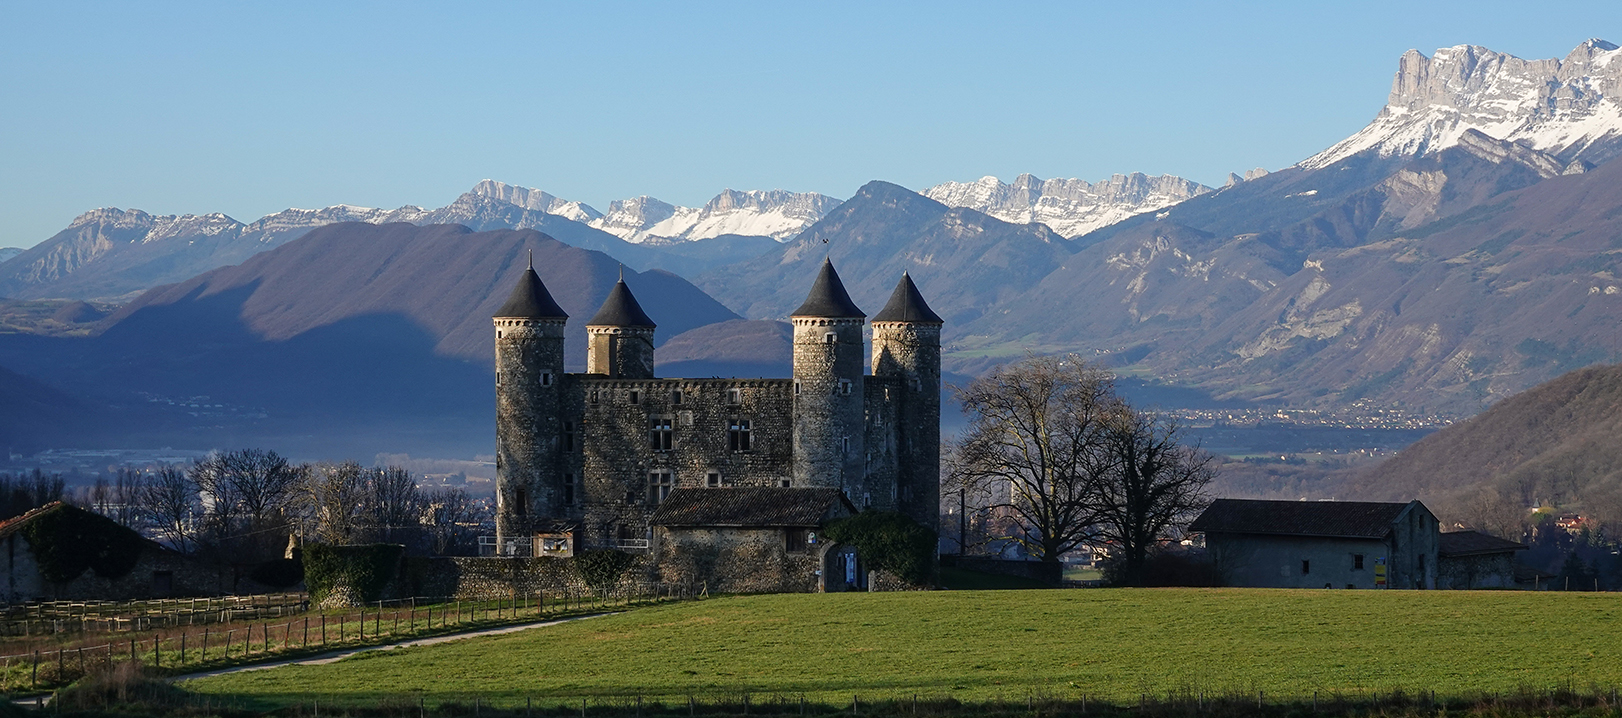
[182,589,1622,707]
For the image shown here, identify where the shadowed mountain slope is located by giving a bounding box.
[1347,363,1622,525]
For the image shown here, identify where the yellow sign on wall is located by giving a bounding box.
[1374,557,1387,587]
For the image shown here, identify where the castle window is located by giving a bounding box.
[541,372,554,387]
[794,380,801,395]
[563,473,577,506]
[629,390,641,405]
[780,478,791,488]
[1353,554,1364,570]
[824,332,837,343]
[514,488,529,516]
[497,331,502,339]
[496,371,501,387]
[786,530,807,552]
[839,379,852,396]
[672,389,683,405]
[728,419,752,451]
[649,416,673,451]
[727,388,742,405]
[1302,560,1311,575]
[589,389,599,404]
[563,421,576,453]
[648,470,674,503]
[706,470,722,488]
[841,436,850,454]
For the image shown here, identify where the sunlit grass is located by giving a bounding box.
[182,589,1622,708]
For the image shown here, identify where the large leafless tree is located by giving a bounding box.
[1089,410,1214,583]
[947,354,1117,561]
[138,465,200,552]
[947,354,1214,576]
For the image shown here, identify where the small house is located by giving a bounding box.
[1437,530,1526,589]
[649,487,856,593]
[0,502,228,602]
[1189,499,1439,589]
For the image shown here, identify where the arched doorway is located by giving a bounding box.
[821,543,865,592]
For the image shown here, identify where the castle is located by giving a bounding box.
[492,257,941,590]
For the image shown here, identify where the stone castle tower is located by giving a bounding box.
[492,255,943,553]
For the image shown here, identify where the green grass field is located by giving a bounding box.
[182,589,1622,708]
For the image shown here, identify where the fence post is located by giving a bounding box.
[129,638,136,663]
[181,633,187,665]
[154,633,161,667]
[321,614,327,645]
[31,650,37,689]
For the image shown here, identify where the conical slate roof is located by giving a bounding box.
[790,258,865,318]
[587,279,657,328]
[494,265,568,319]
[872,272,943,324]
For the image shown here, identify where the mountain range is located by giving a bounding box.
[8,38,1622,461]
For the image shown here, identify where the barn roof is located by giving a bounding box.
[649,488,853,528]
[1189,498,1421,539]
[1439,530,1527,557]
[0,501,165,551]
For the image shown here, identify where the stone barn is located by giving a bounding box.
[0,502,229,602]
[1190,499,1439,589]
[649,487,857,593]
[1437,530,1526,589]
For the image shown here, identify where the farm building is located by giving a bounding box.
[649,487,858,593]
[0,502,228,602]
[1437,530,1526,589]
[1189,499,1439,589]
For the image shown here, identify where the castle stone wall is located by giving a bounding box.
[494,318,566,543]
[791,317,865,491]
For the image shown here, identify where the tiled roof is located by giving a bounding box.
[649,487,852,528]
[1439,530,1527,557]
[790,259,865,319]
[1189,498,1417,539]
[587,279,656,328]
[872,272,944,324]
[0,501,66,540]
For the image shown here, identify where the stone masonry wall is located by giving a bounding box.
[654,527,821,594]
[566,378,795,550]
[792,317,865,491]
[495,318,566,542]
[872,321,942,532]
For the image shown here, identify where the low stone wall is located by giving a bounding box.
[941,555,1061,585]
[655,528,820,594]
[867,569,931,592]
[383,555,654,603]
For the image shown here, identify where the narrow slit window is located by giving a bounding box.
[1302,560,1311,575]
[563,421,576,453]
[541,372,554,387]
[727,388,742,405]
[672,389,684,405]
[563,473,577,506]
[629,390,641,405]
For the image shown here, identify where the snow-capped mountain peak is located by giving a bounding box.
[469,180,602,223]
[585,188,841,243]
[1301,39,1622,170]
[921,172,1213,238]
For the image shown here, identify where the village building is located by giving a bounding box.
[0,502,228,602]
[1437,530,1526,589]
[492,256,941,590]
[1189,499,1440,589]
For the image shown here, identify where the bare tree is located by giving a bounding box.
[424,487,481,555]
[138,465,199,552]
[1458,487,1528,539]
[366,466,423,544]
[190,449,300,559]
[947,354,1117,561]
[1090,409,1214,584]
[302,461,368,545]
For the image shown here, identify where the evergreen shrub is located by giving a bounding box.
[823,511,937,586]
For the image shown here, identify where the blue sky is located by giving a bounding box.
[2,1,1619,248]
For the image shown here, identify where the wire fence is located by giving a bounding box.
[0,592,311,635]
[0,587,685,693]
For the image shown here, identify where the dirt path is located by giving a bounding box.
[173,612,613,682]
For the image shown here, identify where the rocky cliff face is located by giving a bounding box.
[921,173,1211,238]
[1303,39,1622,169]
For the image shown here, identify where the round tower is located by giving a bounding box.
[791,258,866,493]
[585,275,657,379]
[871,272,944,531]
[493,253,569,552]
